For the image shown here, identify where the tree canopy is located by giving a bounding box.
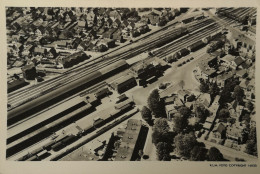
[152,118,171,144]
[147,89,166,118]
[190,146,208,161]
[199,79,209,93]
[194,104,210,123]
[156,142,171,161]
[172,113,188,133]
[218,108,230,122]
[232,85,245,104]
[207,147,224,161]
[178,106,191,118]
[174,132,198,158]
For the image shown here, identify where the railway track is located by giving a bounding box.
[7,17,235,160]
[155,24,220,58]
[154,15,238,58]
[8,19,215,109]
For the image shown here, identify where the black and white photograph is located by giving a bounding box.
[1,0,260,174]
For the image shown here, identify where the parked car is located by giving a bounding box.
[178,63,182,67]
[190,57,194,60]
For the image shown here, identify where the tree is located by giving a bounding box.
[153,118,170,133]
[245,101,254,112]
[219,88,232,105]
[172,113,188,133]
[141,106,152,124]
[178,106,191,118]
[249,127,257,143]
[207,147,224,161]
[190,146,207,161]
[219,77,239,105]
[199,79,209,93]
[209,82,220,98]
[187,94,196,102]
[174,132,198,158]
[245,140,258,156]
[152,118,171,144]
[147,89,166,118]
[232,85,245,104]
[195,104,210,122]
[156,142,171,161]
[218,108,230,122]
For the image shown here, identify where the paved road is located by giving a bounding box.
[131,48,205,106]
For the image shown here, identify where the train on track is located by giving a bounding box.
[15,99,135,161]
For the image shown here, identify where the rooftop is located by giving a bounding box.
[114,119,142,161]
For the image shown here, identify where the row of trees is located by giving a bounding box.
[245,127,258,156]
[152,118,172,161]
[174,132,224,161]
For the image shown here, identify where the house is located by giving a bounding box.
[232,34,255,54]
[248,16,256,26]
[21,63,37,80]
[56,51,88,68]
[146,12,160,26]
[72,38,82,49]
[33,47,47,56]
[102,28,118,39]
[96,27,107,36]
[230,56,245,70]
[226,124,246,144]
[47,47,57,59]
[196,93,211,108]
[112,18,121,28]
[109,10,122,21]
[127,22,135,30]
[216,71,234,88]
[121,19,129,29]
[109,74,137,94]
[177,89,192,103]
[212,122,226,139]
[130,29,140,38]
[130,57,162,81]
[136,23,149,34]
[34,26,46,36]
[22,45,34,57]
[112,29,123,42]
[236,69,247,79]
[164,95,183,120]
[104,18,113,28]
[77,20,87,29]
[86,11,96,27]
[77,41,89,51]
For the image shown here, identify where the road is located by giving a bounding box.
[130,48,206,107]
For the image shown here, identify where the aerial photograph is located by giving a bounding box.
[5,7,257,161]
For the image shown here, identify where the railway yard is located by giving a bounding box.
[6,7,257,161]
